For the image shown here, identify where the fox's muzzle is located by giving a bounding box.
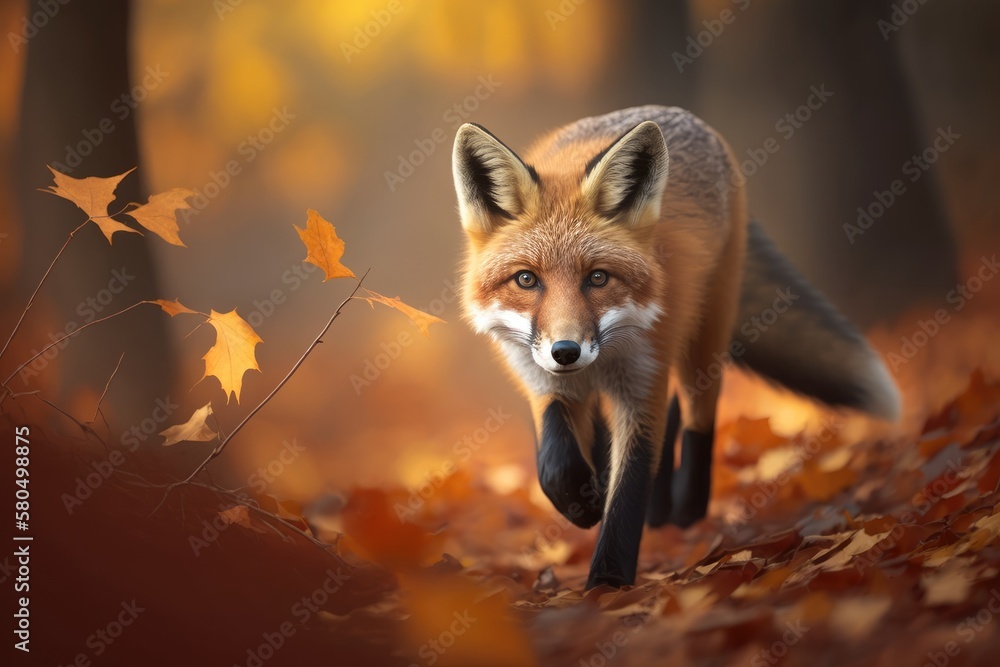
[550,340,581,366]
[533,336,598,374]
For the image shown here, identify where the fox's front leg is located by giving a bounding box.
[531,396,609,528]
[586,397,667,588]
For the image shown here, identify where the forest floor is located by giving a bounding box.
[8,363,1000,667]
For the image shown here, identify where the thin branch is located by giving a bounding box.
[90,352,125,423]
[96,407,111,436]
[150,270,370,515]
[210,409,228,442]
[184,269,369,479]
[7,389,105,444]
[0,220,88,364]
[0,301,148,397]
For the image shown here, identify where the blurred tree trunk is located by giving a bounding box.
[610,0,700,112]
[701,0,958,327]
[10,0,175,426]
[785,0,957,325]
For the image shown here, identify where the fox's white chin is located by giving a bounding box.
[543,366,584,375]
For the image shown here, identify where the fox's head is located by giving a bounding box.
[453,120,669,376]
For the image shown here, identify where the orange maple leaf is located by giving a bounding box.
[363,289,445,337]
[148,300,262,403]
[148,298,199,318]
[42,166,140,243]
[159,403,218,447]
[294,209,355,281]
[125,188,196,247]
[202,309,263,404]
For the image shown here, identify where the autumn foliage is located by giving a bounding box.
[3,167,442,445]
[4,169,1000,666]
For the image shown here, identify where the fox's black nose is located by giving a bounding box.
[551,340,581,366]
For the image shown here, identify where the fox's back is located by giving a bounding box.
[526,105,736,225]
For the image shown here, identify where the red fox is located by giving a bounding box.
[452,106,900,588]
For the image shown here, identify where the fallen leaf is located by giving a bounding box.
[202,309,263,404]
[340,488,442,569]
[921,565,973,605]
[798,529,891,575]
[295,209,355,280]
[363,289,445,337]
[923,369,1000,439]
[797,460,857,501]
[697,561,761,600]
[159,403,218,447]
[755,446,802,480]
[918,434,955,459]
[675,584,714,612]
[819,447,853,472]
[829,596,892,639]
[731,564,794,600]
[792,591,836,626]
[125,188,195,246]
[43,166,140,243]
[218,505,252,529]
[978,449,1000,494]
[401,573,537,667]
[721,417,787,468]
[965,507,1000,551]
[922,542,969,568]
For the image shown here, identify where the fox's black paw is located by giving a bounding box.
[645,487,673,528]
[537,402,607,528]
[669,429,714,528]
[646,394,680,528]
[585,570,631,590]
[668,500,708,528]
[538,463,604,528]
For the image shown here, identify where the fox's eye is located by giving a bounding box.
[588,270,609,287]
[515,271,538,289]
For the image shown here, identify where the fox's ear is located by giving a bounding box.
[452,123,539,235]
[582,121,669,228]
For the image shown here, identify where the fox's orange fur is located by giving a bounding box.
[460,110,742,455]
[453,106,898,587]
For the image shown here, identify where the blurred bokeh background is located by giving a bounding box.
[1,0,998,503]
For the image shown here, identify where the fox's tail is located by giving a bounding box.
[732,220,901,420]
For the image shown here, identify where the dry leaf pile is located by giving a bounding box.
[15,368,998,667]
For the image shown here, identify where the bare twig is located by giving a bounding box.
[96,407,112,439]
[0,301,148,400]
[241,495,332,553]
[209,408,228,441]
[0,220,88,364]
[91,352,126,423]
[149,270,370,516]
[7,389,105,444]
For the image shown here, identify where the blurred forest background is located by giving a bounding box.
[1,0,998,501]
